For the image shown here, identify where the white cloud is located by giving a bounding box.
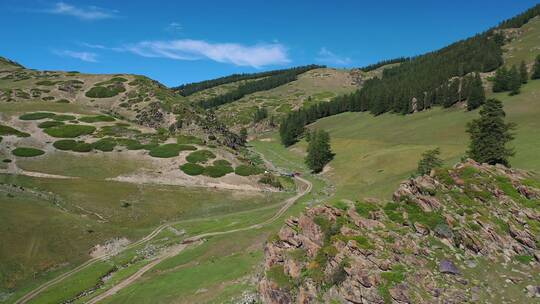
[124,39,290,68]
[165,22,183,32]
[53,50,98,62]
[47,2,117,20]
[79,42,106,49]
[316,47,352,66]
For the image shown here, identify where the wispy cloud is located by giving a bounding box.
[316,47,352,66]
[123,39,290,68]
[165,22,183,33]
[46,2,118,20]
[53,50,98,62]
[79,42,106,49]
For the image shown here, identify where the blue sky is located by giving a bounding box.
[1,1,537,86]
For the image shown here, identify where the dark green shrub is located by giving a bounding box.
[53,140,78,150]
[0,125,30,137]
[85,84,125,98]
[44,125,96,138]
[38,121,64,129]
[180,163,205,176]
[12,147,45,157]
[213,159,231,167]
[203,162,234,177]
[116,138,144,150]
[92,138,117,152]
[186,150,216,163]
[52,114,76,121]
[56,99,70,103]
[19,112,56,120]
[234,164,263,176]
[78,115,116,123]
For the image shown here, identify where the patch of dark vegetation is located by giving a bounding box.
[234,164,263,176]
[180,163,205,176]
[19,112,56,120]
[53,139,93,152]
[186,150,216,163]
[52,114,76,121]
[0,125,30,137]
[92,138,117,152]
[44,124,96,138]
[38,121,64,129]
[203,160,234,177]
[12,147,45,157]
[78,115,116,123]
[85,83,126,98]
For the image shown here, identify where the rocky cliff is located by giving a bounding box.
[259,160,540,303]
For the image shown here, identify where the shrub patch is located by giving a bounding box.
[0,125,30,137]
[180,163,205,176]
[44,125,96,138]
[19,112,56,120]
[234,164,263,176]
[79,115,116,123]
[186,150,216,163]
[38,121,64,129]
[12,147,45,157]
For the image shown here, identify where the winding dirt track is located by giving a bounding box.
[16,176,311,304]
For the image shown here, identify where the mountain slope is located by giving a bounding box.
[261,160,540,303]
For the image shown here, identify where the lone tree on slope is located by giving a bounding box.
[417,147,443,175]
[466,99,515,167]
[305,129,334,173]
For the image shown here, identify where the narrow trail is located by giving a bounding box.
[15,176,312,304]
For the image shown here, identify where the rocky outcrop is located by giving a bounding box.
[260,160,540,303]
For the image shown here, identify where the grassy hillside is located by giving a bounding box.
[215,68,357,128]
[502,15,540,67]
[254,79,540,200]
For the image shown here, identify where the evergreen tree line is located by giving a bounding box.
[358,57,410,72]
[497,4,540,29]
[174,65,323,96]
[279,72,486,146]
[492,61,529,95]
[279,5,540,146]
[199,65,323,109]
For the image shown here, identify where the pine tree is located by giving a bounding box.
[508,65,521,95]
[417,148,443,175]
[532,54,540,79]
[467,73,485,111]
[519,60,528,84]
[466,99,515,166]
[305,130,334,173]
[492,66,509,92]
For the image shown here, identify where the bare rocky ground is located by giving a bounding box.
[260,160,540,303]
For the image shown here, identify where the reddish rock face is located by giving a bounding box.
[259,160,540,303]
